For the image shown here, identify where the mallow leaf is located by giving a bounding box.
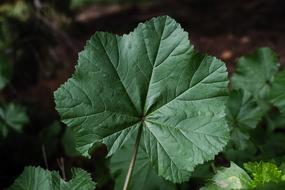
[231,48,279,100]
[8,166,96,190]
[201,162,252,190]
[226,90,264,150]
[0,103,29,137]
[54,16,229,182]
[110,137,175,190]
[0,52,12,90]
[60,168,96,190]
[227,90,263,129]
[244,162,282,188]
[269,69,285,113]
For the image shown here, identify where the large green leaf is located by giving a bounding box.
[110,137,175,190]
[0,52,12,90]
[54,16,229,182]
[8,166,96,190]
[231,48,279,100]
[269,70,285,113]
[201,162,252,190]
[0,103,29,137]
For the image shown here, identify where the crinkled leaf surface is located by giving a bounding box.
[54,16,229,182]
[226,90,264,150]
[8,166,57,190]
[201,162,252,190]
[0,103,29,137]
[110,137,175,190]
[231,48,279,100]
[60,168,96,190]
[0,53,12,90]
[269,70,285,113]
[244,162,282,188]
[8,166,96,190]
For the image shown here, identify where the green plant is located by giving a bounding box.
[201,161,285,189]
[54,15,229,188]
[5,15,285,190]
[225,47,285,164]
[8,166,96,190]
[0,103,29,138]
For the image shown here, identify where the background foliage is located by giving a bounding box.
[0,0,285,190]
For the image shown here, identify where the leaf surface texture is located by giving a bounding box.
[54,16,229,182]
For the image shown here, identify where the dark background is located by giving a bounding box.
[0,0,285,189]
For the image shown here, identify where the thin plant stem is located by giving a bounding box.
[123,125,143,190]
[41,144,49,169]
[57,157,66,181]
[211,162,217,174]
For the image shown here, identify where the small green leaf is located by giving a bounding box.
[230,128,250,150]
[0,103,29,137]
[110,137,175,190]
[201,162,252,190]
[60,168,96,190]
[227,90,264,129]
[55,16,229,182]
[231,48,279,100]
[244,162,282,188]
[269,69,285,113]
[0,52,12,90]
[8,166,96,190]
[8,166,57,190]
[226,90,264,150]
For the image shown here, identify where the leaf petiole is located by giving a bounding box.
[123,125,143,190]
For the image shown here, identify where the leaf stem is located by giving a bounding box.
[211,162,217,174]
[123,125,143,190]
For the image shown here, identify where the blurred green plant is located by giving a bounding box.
[225,48,285,165]
[201,162,285,190]
[0,103,29,138]
[8,166,96,190]
[244,162,284,188]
